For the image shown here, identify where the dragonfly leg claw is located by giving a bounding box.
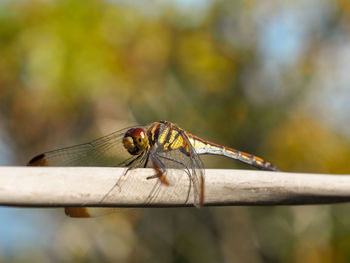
[147,174,169,185]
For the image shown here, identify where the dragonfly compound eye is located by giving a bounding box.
[123,128,149,155]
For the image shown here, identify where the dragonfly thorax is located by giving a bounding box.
[122,127,149,155]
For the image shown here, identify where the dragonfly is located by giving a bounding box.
[27,120,279,217]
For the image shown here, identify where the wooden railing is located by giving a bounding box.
[1,167,350,207]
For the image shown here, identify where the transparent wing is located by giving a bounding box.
[151,133,205,207]
[27,126,146,167]
[182,132,205,207]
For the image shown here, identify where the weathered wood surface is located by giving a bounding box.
[0,167,349,207]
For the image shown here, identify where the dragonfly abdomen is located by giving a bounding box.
[188,135,279,171]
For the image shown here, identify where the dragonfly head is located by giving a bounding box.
[123,128,149,155]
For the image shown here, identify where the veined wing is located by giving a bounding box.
[150,129,205,208]
[27,126,143,167]
[182,132,205,207]
[27,125,150,218]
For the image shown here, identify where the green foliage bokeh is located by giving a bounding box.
[1,1,350,262]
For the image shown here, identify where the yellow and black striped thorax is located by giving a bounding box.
[147,121,189,153]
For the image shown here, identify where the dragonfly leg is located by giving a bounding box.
[157,154,192,204]
[143,153,150,168]
[121,151,150,176]
[148,155,169,185]
[158,154,191,177]
[146,174,169,185]
[100,152,149,203]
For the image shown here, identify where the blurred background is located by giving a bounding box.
[0,0,350,262]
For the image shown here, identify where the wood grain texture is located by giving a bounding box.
[0,167,350,207]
